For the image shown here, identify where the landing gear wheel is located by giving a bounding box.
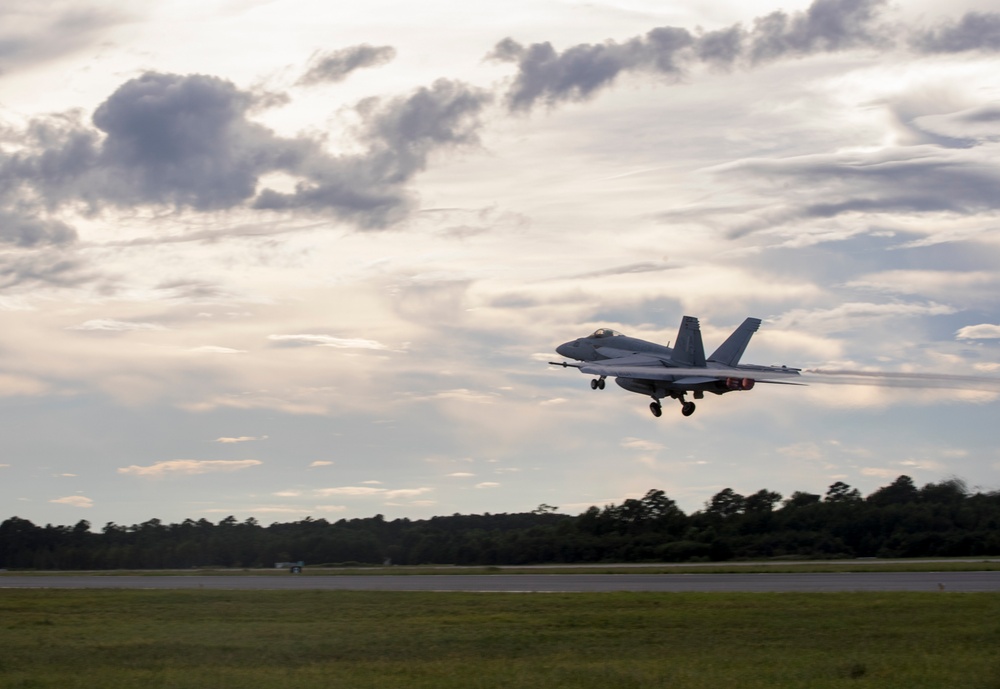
[649,402,662,418]
[590,378,606,390]
[598,378,605,390]
[591,379,598,390]
[681,401,696,417]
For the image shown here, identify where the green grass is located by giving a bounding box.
[1,590,998,688]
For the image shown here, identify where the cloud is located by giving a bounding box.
[0,373,48,397]
[68,319,166,332]
[253,78,490,222]
[268,334,390,350]
[0,252,92,290]
[309,460,334,468]
[957,324,1000,340]
[475,482,500,489]
[861,467,898,478]
[1,72,491,236]
[0,209,77,248]
[447,472,475,477]
[720,147,1000,238]
[383,488,431,500]
[773,302,957,333]
[297,44,397,86]
[314,486,385,497]
[490,0,889,110]
[745,0,888,64]
[621,438,665,452]
[118,459,263,477]
[910,12,1000,53]
[215,436,266,443]
[49,495,93,508]
[0,2,129,74]
[313,486,431,500]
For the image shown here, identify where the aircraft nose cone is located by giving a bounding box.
[556,341,576,358]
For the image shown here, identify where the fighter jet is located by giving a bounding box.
[550,316,802,417]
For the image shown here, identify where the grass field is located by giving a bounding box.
[1,590,998,688]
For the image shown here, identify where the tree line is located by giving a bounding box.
[2,475,998,570]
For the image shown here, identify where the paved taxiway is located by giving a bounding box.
[2,572,998,592]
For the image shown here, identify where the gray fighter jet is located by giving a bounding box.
[550,316,802,417]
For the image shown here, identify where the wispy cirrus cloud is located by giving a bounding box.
[118,459,263,477]
[67,319,166,332]
[267,334,391,350]
[313,486,431,500]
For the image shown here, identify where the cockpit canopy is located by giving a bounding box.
[589,328,623,339]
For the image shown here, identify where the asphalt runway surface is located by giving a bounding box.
[2,571,998,592]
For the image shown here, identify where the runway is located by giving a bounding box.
[2,571,998,592]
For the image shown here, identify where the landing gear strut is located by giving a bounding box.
[649,394,697,418]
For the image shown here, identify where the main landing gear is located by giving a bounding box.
[590,377,606,390]
[649,396,696,418]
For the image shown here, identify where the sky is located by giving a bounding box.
[2,0,1000,527]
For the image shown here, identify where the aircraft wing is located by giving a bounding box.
[577,362,802,383]
[590,350,670,367]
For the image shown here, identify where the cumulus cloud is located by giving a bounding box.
[957,324,1000,340]
[49,495,93,508]
[0,72,491,236]
[118,459,263,477]
[297,44,397,86]
[490,0,890,110]
[910,12,1000,53]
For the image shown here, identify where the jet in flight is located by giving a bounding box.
[550,316,802,417]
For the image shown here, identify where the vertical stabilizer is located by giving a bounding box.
[671,316,706,367]
[708,317,762,366]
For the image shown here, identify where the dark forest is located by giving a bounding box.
[2,476,998,569]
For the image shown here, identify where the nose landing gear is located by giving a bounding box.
[590,377,606,390]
